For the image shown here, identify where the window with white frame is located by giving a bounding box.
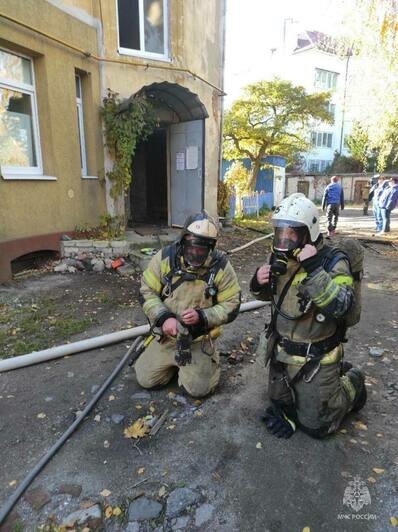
[0,48,42,176]
[328,103,336,122]
[311,131,333,148]
[75,74,87,176]
[314,68,338,90]
[117,0,169,59]
[307,159,330,173]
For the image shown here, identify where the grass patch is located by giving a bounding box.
[235,217,273,233]
[0,298,94,359]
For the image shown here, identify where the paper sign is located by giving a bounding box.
[176,152,185,171]
[186,146,198,170]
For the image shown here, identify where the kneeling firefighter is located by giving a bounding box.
[135,210,241,398]
[250,193,367,438]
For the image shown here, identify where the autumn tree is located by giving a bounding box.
[223,79,332,189]
[339,0,398,170]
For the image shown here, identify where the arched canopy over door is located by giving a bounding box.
[128,82,208,226]
[139,81,209,123]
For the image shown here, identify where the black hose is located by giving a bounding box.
[0,337,142,526]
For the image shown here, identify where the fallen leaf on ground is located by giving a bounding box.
[167,392,175,399]
[194,410,203,417]
[108,395,115,401]
[149,405,155,413]
[367,477,376,483]
[194,400,202,406]
[37,413,46,419]
[100,489,111,497]
[9,480,16,487]
[354,421,368,431]
[135,404,142,410]
[124,418,150,439]
[390,516,398,527]
[349,439,357,444]
[158,486,167,497]
[80,500,96,509]
[105,505,113,518]
[373,468,385,474]
[256,442,262,449]
[302,527,311,532]
[166,424,176,430]
[137,467,145,475]
[113,506,122,516]
[94,415,101,422]
[339,429,347,434]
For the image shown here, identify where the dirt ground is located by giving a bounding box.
[0,209,397,532]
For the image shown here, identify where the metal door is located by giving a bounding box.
[169,120,204,226]
[297,180,310,197]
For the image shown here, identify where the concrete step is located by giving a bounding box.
[128,250,154,272]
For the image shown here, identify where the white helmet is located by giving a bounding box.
[272,193,320,249]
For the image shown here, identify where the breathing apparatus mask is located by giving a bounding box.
[270,220,309,276]
[182,235,215,269]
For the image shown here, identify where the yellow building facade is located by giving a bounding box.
[0,0,225,280]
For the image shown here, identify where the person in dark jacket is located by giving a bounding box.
[322,175,344,237]
[369,175,389,233]
[379,177,398,233]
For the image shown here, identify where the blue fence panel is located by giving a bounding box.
[240,192,274,216]
[221,158,275,193]
[229,195,236,218]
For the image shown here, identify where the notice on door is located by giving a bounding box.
[186,146,198,170]
[176,152,185,171]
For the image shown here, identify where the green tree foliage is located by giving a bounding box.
[217,179,230,217]
[101,90,155,198]
[340,0,398,171]
[224,161,250,196]
[223,79,332,189]
[328,152,363,174]
[345,123,371,171]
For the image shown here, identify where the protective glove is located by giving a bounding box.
[175,323,192,366]
[262,405,296,439]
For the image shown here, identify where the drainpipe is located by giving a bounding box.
[0,301,269,373]
[217,0,227,206]
[339,48,352,154]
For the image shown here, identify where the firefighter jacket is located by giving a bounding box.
[140,243,241,338]
[250,239,354,360]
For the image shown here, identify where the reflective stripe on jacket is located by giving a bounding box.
[140,244,241,334]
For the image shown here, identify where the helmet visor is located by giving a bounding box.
[183,236,214,268]
[272,220,308,252]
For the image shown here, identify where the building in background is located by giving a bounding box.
[0,0,226,281]
[268,24,353,173]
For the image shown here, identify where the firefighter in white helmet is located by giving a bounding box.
[135,210,241,397]
[250,193,366,438]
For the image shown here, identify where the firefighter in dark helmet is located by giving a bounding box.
[135,210,241,397]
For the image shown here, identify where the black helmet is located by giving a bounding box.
[180,210,218,268]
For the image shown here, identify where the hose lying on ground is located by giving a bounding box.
[0,301,270,524]
[0,338,141,526]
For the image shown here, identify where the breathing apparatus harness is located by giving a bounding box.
[158,242,226,366]
[160,242,227,304]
